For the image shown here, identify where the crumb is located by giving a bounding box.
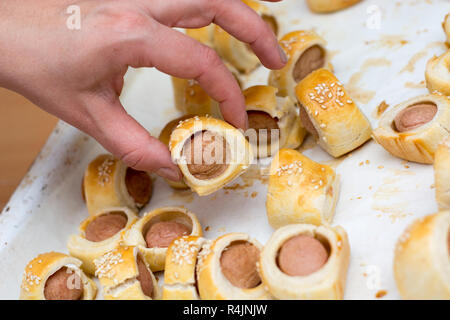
[251,192,257,198]
[376,290,387,298]
[205,226,210,232]
[376,101,390,117]
[359,162,364,166]
[378,165,384,169]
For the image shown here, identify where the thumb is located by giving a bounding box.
[85,97,181,181]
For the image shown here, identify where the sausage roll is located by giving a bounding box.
[123,206,202,272]
[295,68,372,157]
[67,207,138,275]
[196,233,272,300]
[158,115,193,190]
[394,211,450,300]
[83,154,153,215]
[20,252,97,300]
[266,149,339,228]
[260,223,350,300]
[268,30,331,104]
[443,13,450,44]
[244,85,306,158]
[162,236,208,300]
[425,50,450,95]
[213,0,278,73]
[95,245,160,300]
[306,0,362,13]
[169,116,254,196]
[435,139,450,210]
[373,93,450,164]
[186,25,215,48]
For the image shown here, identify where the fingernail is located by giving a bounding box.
[278,44,288,64]
[156,167,181,182]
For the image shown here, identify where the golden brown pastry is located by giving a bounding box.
[443,13,450,44]
[67,207,138,275]
[266,149,339,228]
[83,154,153,215]
[425,50,450,95]
[20,252,97,300]
[394,211,450,300]
[373,93,450,164]
[162,236,208,300]
[186,25,215,48]
[95,245,160,300]
[260,223,350,300]
[435,139,450,210]
[158,115,194,190]
[169,116,254,196]
[295,68,372,157]
[196,233,272,300]
[306,0,362,13]
[269,30,332,104]
[123,206,202,272]
[213,0,278,73]
[244,85,306,158]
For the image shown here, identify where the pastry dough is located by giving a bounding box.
[83,154,153,215]
[244,85,306,158]
[306,0,362,13]
[434,139,450,210]
[186,25,215,48]
[260,223,350,300]
[95,245,160,300]
[196,233,272,300]
[269,30,332,104]
[373,93,450,164]
[425,50,450,95]
[158,115,193,190]
[295,68,372,157]
[20,252,97,300]
[162,236,208,300]
[213,0,278,73]
[394,211,450,300]
[67,207,138,275]
[123,206,202,272]
[266,148,340,228]
[169,116,254,196]
[443,13,450,44]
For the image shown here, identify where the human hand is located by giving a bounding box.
[0,0,285,181]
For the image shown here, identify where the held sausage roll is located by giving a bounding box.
[213,0,278,73]
[83,154,153,215]
[296,68,372,157]
[268,30,331,104]
[266,149,340,228]
[435,139,450,210]
[95,245,160,300]
[123,206,202,272]
[158,115,193,190]
[20,252,97,300]
[169,116,254,196]
[244,85,306,158]
[260,224,350,300]
[425,50,450,95]
[443,14,450,44]
[196,233,272,300]
[185,25,215,48]
[67,207,138,275]
[373,94,450,164]
[394,211,450,300]
[162,236,208,300]
[306,0,362,13]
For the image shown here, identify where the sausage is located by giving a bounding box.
[44,267,83,300]
[144,221,191,248]
[277,235,328,276]
[220,241,261,289]
[125,168,152,206]
[293,45,325,83]
[85,212,127,242]
[136,255,154,298]
[299,105,319,138]
[394,103,437,132]
[184,131,229,180]
[247,110,279,146]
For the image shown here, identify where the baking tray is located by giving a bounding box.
[1,0,449,299]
